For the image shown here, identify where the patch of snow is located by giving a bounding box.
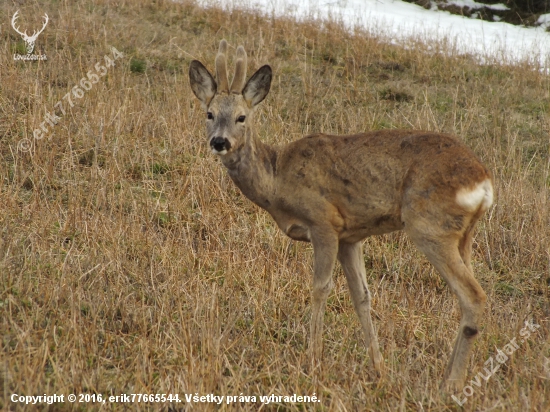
[195,0,550,69]
[537,13,550,30]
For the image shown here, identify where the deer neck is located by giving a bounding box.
[220,129,277,210]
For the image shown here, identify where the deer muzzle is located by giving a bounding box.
[210,137,231,155]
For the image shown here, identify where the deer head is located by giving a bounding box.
[189,40,272,157]
[11,10,49,55]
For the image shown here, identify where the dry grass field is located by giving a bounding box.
[1,0,549,410]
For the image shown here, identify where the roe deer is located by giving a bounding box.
[188,40,493,391]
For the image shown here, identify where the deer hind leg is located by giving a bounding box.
[458,208,485,275]
[309,231,339,363]
[408,229,486,391]
[337,241,384,374]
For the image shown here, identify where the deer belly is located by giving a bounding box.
[339,213,404,242]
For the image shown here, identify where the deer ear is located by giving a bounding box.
[189,60,217,108]
[242,65,272,108]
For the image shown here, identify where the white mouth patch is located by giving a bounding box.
[211,148,227,155]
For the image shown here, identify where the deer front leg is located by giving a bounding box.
[337,241,384,374]
[309,230,339,363]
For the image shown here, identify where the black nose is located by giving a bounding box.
[210,137,231,152]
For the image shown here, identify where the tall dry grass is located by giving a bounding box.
[0,0,548,410]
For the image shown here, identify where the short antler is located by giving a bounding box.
[230,46,248,94]
[215,39,229,93]
[215,40,249,94]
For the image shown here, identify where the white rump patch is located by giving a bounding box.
[456,179,493,212]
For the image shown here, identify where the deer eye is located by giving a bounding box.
[236,115,246,123]
[207,112,213,120]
